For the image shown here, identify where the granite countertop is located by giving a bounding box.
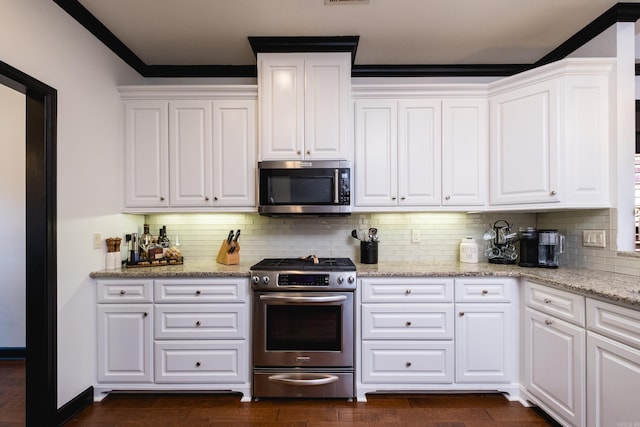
[90,261,640,309]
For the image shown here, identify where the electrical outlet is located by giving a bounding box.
[583,230,606,248]
[93,233,102,249]
[411,229,420,243]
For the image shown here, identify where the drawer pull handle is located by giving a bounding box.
[119,290,126,295]
[143,312,148,318]
[405,289,411,295]
[196,290,201,296]
[405,362,412,368]
[544,298,552,304]
[545,319,553,326]
[196,361,201,367]
[405,321,412,327]
[481,289,488,295]
[196,321,201,327]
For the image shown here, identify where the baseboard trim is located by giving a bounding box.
[57,386,93,426]
[0,347,26,359]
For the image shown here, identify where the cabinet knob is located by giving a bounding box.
[550,190,557,196]
[214,196,218,201]
[545,319,553,326]
[306,150,311,155]
[459,312,465,316]
[405,289,411,295]
[297,150,302,155]
[544,298,551,304]
[405,362,412,368]
[400,196,406,200]
[482,289,488,295]
[196,290,201,296]
[160,196,165,201]
[143,312,148,317]
[196,361,201,367]
[392,196,397,201]
[205,197,209,201]
[405,321,412,327]
[445,195,451,200]
[196,321,201,327]
[119,290,126,295]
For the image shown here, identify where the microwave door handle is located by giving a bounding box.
[259,295,347,303]
[333,168,339,204]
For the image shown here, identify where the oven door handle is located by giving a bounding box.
[268,373,339,386]
[259,295,347,303]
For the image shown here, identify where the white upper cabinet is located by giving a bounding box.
[124,101,170,208]
[488,58,613,209]
[169,101,213,207]
[442,99,488,206]
[120,87,257,212]
[258,52,352,160]
[353,88,487,211]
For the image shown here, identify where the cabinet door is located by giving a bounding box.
[97,304,153,383]
[524,307,585,427]
[490,79,559,205]
[442,98,488,206]
[587,332,640,427]
[258,53,305,160]
[397,100,441,206]
[354,100,397,207]
[168,101,213,207]
[304,53,352,160]
[124,100,169,208]
[455,303,516,383]
[212,100,256,206]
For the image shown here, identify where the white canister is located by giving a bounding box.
[106,252,120,270]
[459,237,479,264]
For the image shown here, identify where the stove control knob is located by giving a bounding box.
[263,276,270,284]
[347,276,355,284]
[251,276,260,285]
[337,276,344,284]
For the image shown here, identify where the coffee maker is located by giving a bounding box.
[538,229,565,268]
[518,227,538,267]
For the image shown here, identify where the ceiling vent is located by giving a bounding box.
[324,0,370,4]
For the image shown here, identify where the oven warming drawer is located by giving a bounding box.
[253,369,354,398]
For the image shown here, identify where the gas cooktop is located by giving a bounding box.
[250,257,356,272]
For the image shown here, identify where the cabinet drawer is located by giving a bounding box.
[525,281,585,326]
[454,278,516,302]
[361,278,454,303]
[154,304,246,340]
[362,304,453,340]
[154,340,248,383]
[361,341,454,384]
[154,278,247,303]
[97,279,153,303]
[587,299,640,349]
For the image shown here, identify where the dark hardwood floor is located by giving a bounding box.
[0,361,560,426]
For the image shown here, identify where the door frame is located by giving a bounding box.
[0,60,57,426]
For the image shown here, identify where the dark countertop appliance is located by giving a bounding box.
[250,257,356,400]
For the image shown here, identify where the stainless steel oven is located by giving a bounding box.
[250,257,356,399]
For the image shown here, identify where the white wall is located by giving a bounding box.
[0,84,26,347]
[0,0,145,407]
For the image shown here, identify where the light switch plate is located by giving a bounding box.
[583,230,606,248]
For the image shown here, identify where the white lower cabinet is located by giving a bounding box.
[357,277,519,402]
[95,278,251,402]
[586,299,640,427]
[523,281,586,427]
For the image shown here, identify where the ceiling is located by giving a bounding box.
[65,0,640,75]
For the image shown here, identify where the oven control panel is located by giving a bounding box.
[250,271,356,290]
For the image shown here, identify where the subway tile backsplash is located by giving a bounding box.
[143,208,640,277]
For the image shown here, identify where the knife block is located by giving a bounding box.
[216,240,240,265]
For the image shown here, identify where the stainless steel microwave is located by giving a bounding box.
[257,160,352,216]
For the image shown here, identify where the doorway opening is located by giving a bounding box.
[0,60,57,426]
